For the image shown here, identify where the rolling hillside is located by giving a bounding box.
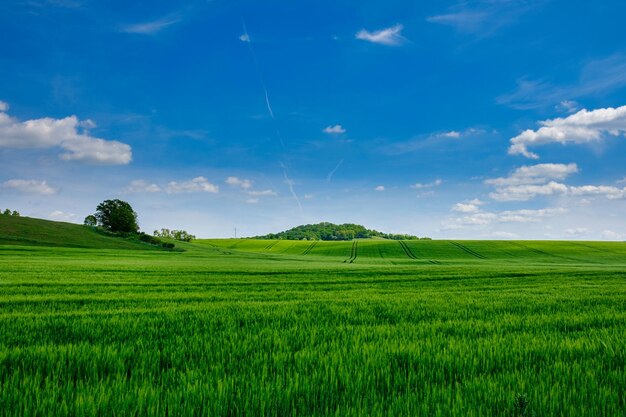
[0,215,163,250]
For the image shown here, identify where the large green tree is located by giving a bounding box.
[94,199,138,233]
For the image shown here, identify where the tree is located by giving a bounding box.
[11,210,19,217]
[94,199,138,233]
[2,209,10,216]
[84,215,97,227]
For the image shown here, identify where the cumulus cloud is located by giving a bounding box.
[323,125,346,134]
[356,24,406,46]
[486,163,626,201]
[0,103,131,164]
[509,105,626,159]
[486,163,579,186]
[124,180,161,194]
[165,177,219,194]
[375,185,385,192]
[225,176,252,189]
[2,179,57,195]
[565,227,589,236]
[411,179,442,189]
[452,202,480,213]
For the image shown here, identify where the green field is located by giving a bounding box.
[1,217,625,416]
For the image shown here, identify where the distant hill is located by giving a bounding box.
[252,222,426,241]
[0,215,168,250]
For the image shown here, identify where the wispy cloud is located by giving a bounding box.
[120,14,182,35]
[124,180,161,194]
[428,0,541,36]
[0,102,131,165]
[411,179,442,189]
[356,24,407,46]
[375,185,385,192]
[247,189,277,197]
[384,128,485,155]
[508,105,626,159]
[2,179,57,195]
[165,177,219,194]
[498,54,626,109]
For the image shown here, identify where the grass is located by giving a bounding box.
[1,218,625,416]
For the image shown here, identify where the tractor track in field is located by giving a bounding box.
[449,241,487,259]
[510,242,598,264]
[398,241,440,264]
[343,241,358,263]
[302,241,318,255]
[264,241,279,250]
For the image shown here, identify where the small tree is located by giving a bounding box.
[84,215,97,227]
[11,210,19,217]
[2,209,10,216]
[94,199,138,233]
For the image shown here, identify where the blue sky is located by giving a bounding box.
[2,0,626,239]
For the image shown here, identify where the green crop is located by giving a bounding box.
[1,221,625,416]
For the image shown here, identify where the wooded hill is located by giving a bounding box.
[252,222,427,241]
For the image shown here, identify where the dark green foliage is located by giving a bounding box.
[2,209,20,216]
[83,214,97,227]
[153,228,196,242]
[513,394,531,417]
[254,222,423,241]
[94,199,138,233]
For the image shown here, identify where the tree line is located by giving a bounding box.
[1,209,20,217]
[83,199,196,248]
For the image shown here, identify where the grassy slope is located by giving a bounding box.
[0,215,163,250]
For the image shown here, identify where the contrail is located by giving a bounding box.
[326,159,344,183]
[242,18,301,213]
[281,162,302,212]
[242,19,275,121]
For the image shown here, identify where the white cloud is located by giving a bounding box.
[490,231,520,239]
[486,164,626,201]
[120,15,181,35]
[247,189,277,196]
[2,179,57,195]
[0,101,8,112]
[411,179,442,189]
[565,227,589,236]
[486,163,579,186]
[375,185,385,192]
[439,130,461,138]
[225,176,252,189]
[601,230,623,240]
[49,210,76,222]
[165,177,219,194]
[304,193,314,200]
[509,106,626,159]
[0,103,131,164]
[556,100,580,114]
[124,180,161,194]
[323,125,346,134]
[443,207,566,229]
[239,33,250,42]
[452,203,480,213]
[355,24,406,46]
[246,198,259,204]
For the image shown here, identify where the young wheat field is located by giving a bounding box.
[1,220,625,416]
